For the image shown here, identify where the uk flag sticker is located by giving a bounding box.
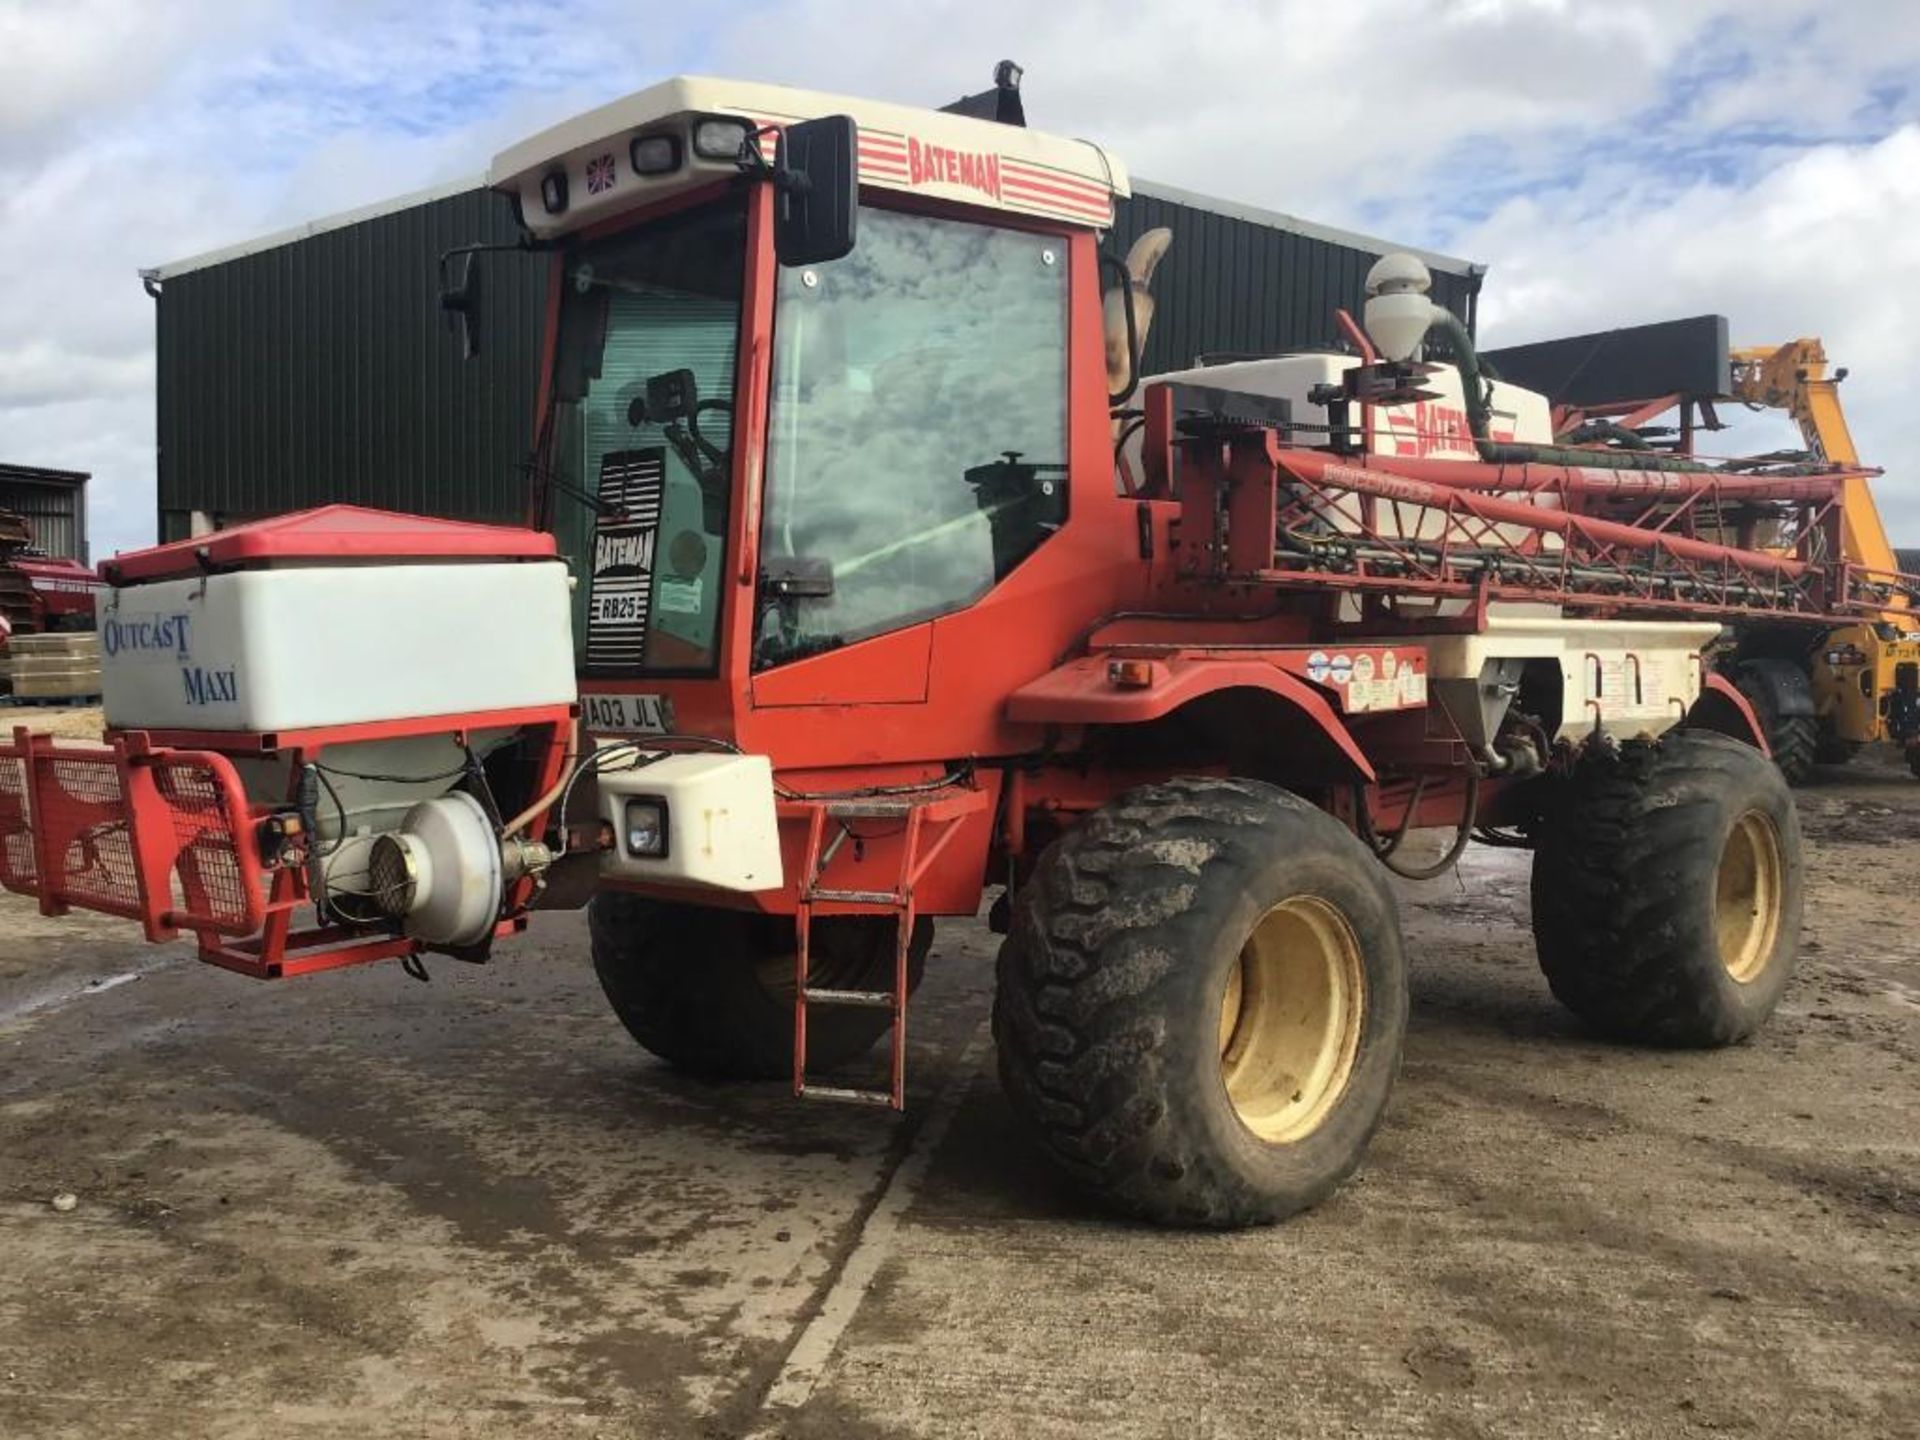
[586,153,617,194]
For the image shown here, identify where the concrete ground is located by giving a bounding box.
[1,715,1916,1439]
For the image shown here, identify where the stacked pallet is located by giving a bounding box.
[5,632,101,703]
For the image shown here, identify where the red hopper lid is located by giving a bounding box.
[103,505,558,584]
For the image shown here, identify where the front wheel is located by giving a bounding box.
[993,777,1408,1228]
[1530,729,1803,1046]
[589,894,929,1080]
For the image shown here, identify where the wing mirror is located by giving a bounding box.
[772,115,858,268]
[438,250,481,359]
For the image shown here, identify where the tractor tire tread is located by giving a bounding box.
[1531,729,1802,1047]
[994,777,1405,1228]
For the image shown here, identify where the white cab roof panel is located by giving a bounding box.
[489,75,1129,239]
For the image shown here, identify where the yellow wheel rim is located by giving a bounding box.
[1218,896,1366,1144]
[1717,810,1784,984]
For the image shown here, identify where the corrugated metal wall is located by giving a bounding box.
[1108,184,1481,375]
[153,182,1480,533]
[0,469,87,560]
[154,188,550,541]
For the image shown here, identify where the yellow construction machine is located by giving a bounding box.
[1728,339,1920,780]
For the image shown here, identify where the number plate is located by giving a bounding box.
[582,692,674,735]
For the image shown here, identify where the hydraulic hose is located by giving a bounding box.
[1428,310,1718,474]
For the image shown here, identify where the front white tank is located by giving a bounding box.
[99,559,577,732]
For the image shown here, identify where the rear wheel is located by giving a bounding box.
[1531,729,1802,1046]
[588,893,929,1080]
[993,777,1407,1228]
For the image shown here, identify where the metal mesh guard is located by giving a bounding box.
[0,738,262,936]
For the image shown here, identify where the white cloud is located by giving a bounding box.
[0,1,268,146]
[0,341,151,410]
[2,0,1918,558]
[1466,125,1920,539]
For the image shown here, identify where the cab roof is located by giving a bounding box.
[488,75,1130,240]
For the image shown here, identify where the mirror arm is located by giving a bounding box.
[733,126,815,195]
[437,234,551,288]
[733,126,780,180]
[439,235,553,262]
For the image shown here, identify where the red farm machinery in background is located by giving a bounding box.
[0,508,102,638]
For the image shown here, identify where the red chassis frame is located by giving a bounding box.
[0,706,574,979]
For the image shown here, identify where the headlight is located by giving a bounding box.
[692,116,753,162]
[624,798,669,857]
[630,133,681,176]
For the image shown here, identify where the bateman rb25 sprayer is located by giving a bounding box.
[7,70,1912,1227]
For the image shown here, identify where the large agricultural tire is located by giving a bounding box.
[993,777,1408,1229]
[1735,660,1817,784]
[1530,729,1802,1047]
[588,893,930,1080]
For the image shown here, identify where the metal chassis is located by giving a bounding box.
[1,705,575,979]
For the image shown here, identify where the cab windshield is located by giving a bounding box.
[545,196,746,675]
[756,207,1069,667]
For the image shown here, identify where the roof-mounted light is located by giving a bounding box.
[630,133,681,176]
[539,169,569,216]
[692,116,753,162]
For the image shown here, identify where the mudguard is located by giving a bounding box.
[1734,657,1815,718]
[1687,672,1772,754]
[1006,653,1376,782]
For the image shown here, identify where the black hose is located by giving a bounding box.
[1562,419,1651,450]
[1354,770,1480,880]
[1429,310,1717,474]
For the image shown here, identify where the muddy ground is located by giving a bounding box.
[0,710,1915,1439]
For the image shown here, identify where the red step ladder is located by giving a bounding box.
[790,785,985,1110]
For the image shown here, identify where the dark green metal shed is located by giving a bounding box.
[146,178,1482,540]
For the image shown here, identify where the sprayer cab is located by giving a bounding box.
[491,76,1135,761]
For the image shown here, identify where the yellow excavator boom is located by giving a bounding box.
[1729,339,1905,604]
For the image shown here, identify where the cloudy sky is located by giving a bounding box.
[4,0,1918,557]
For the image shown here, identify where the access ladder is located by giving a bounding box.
[790,784,986,1110]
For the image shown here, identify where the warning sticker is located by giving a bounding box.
[657,577,704,615]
